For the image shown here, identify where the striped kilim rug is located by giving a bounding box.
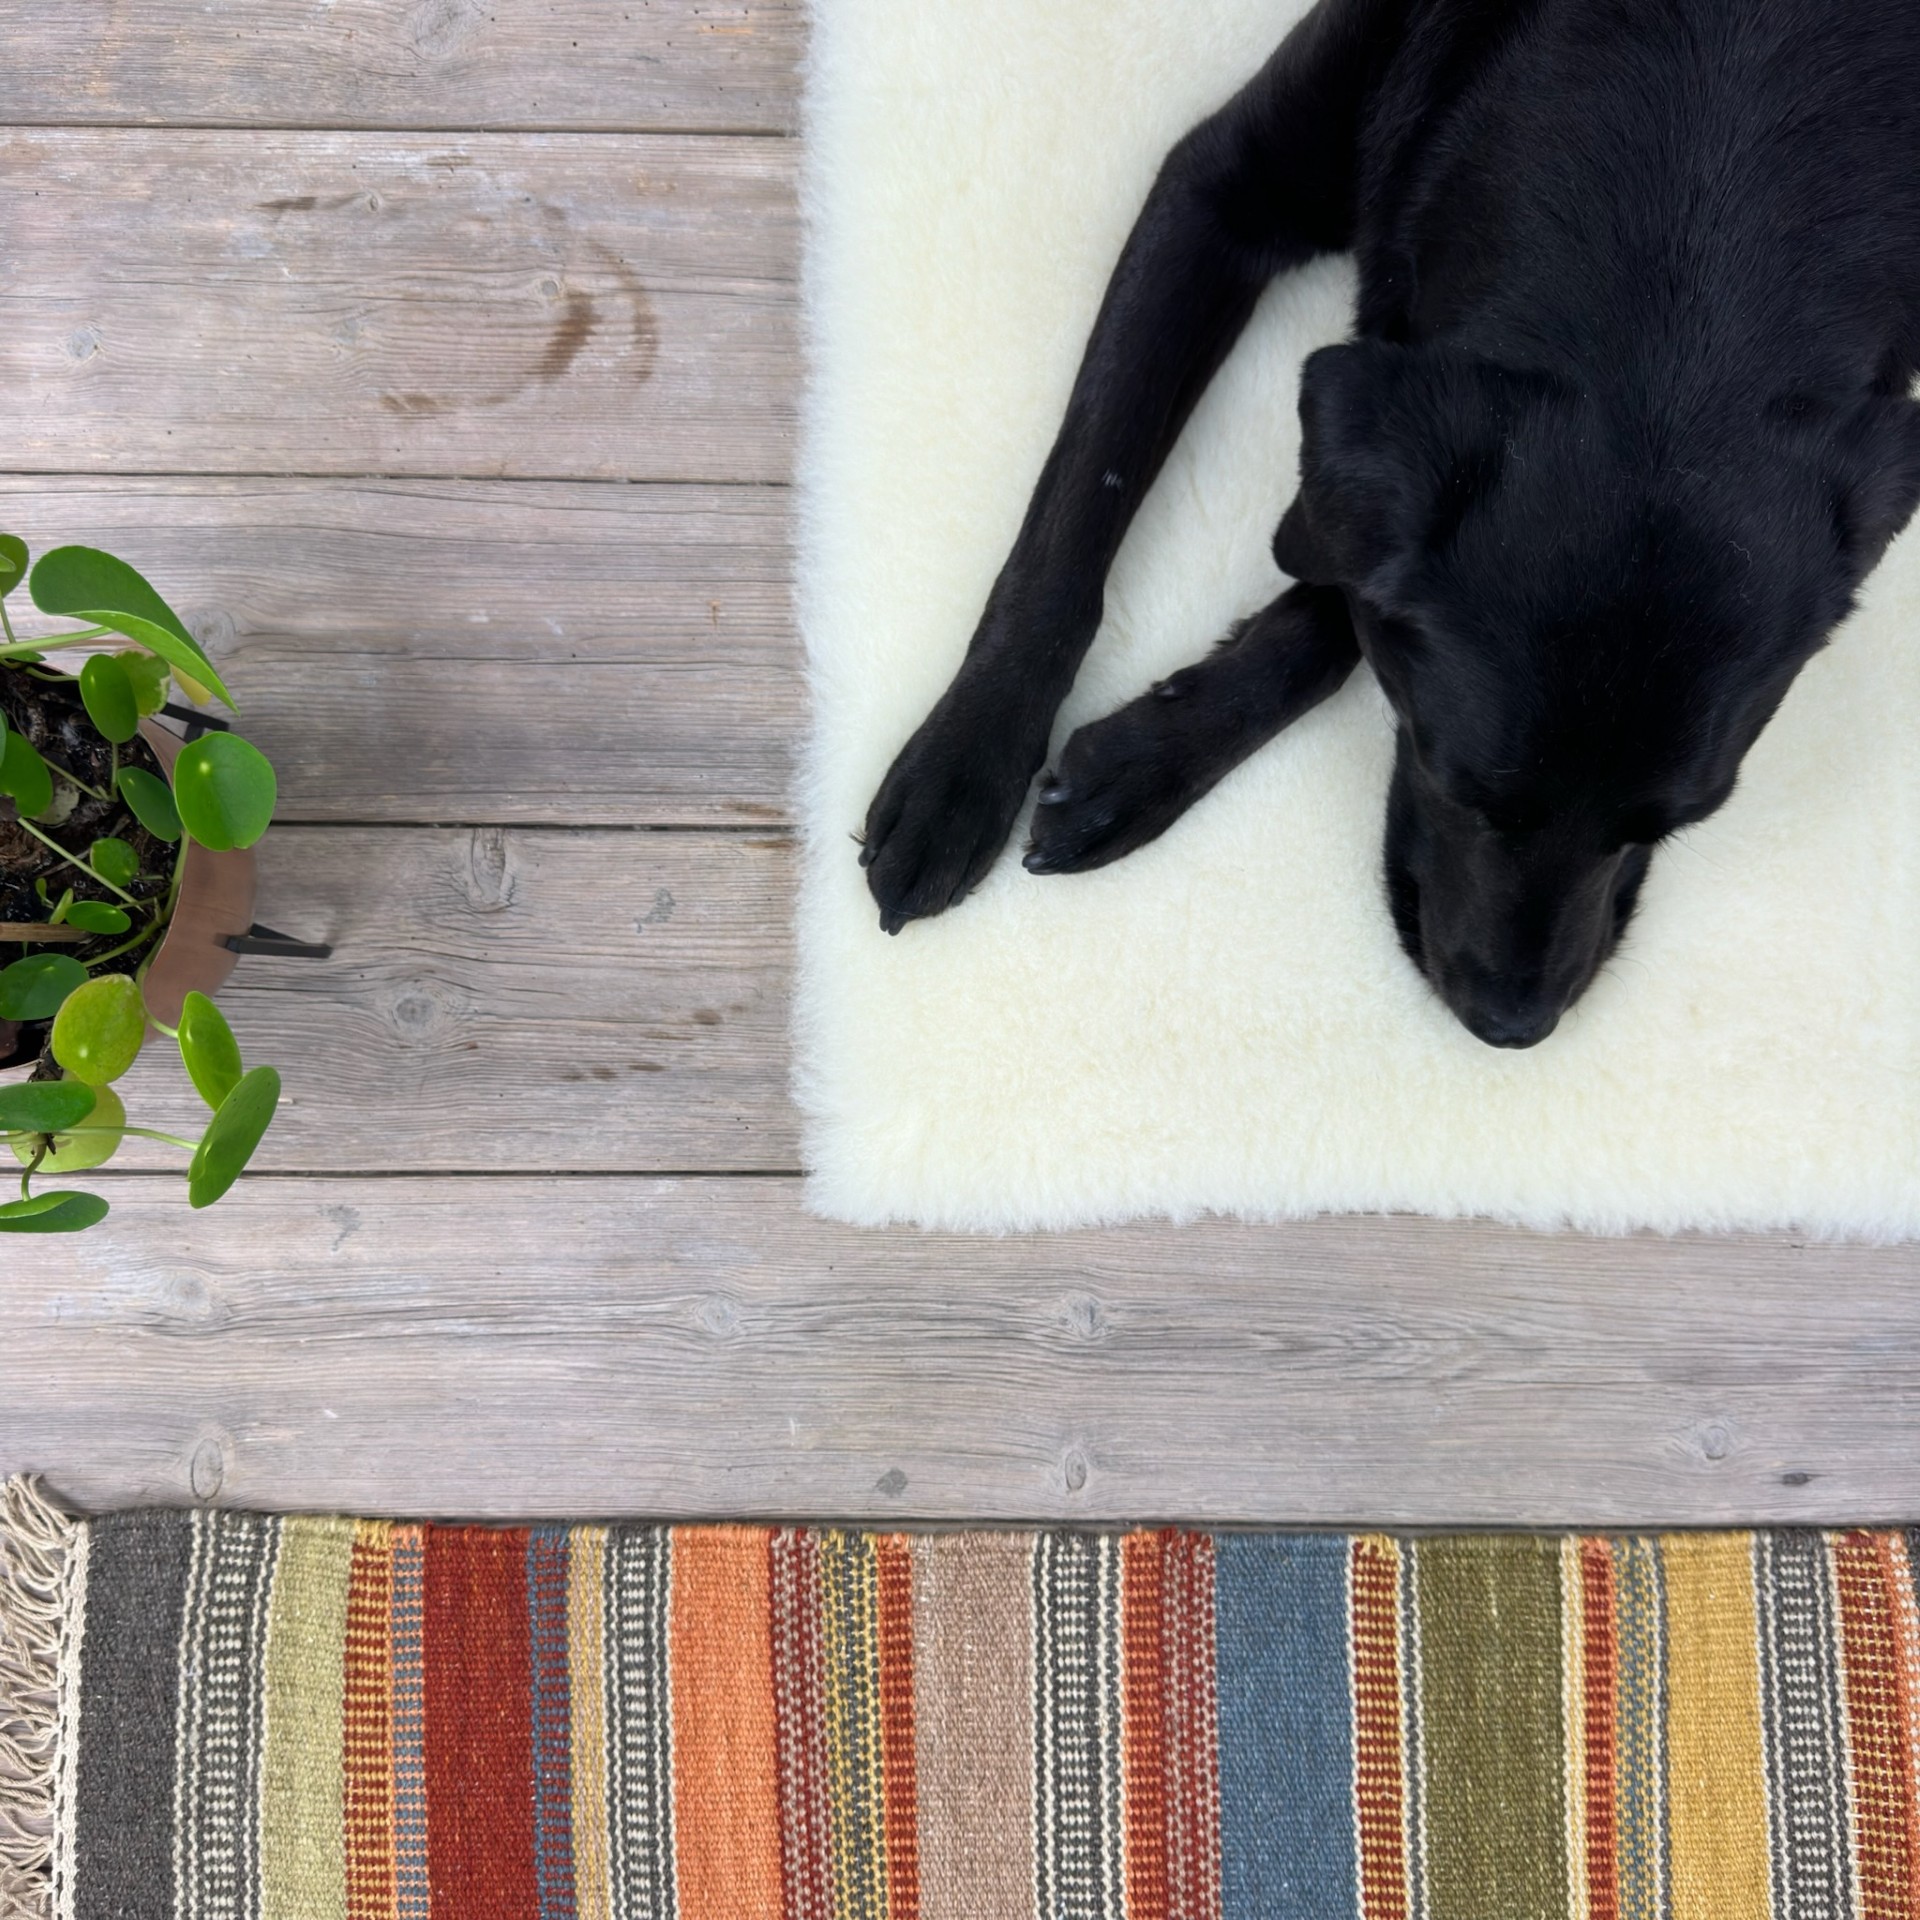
[4,1483,1920,1918]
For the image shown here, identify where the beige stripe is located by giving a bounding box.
[1661,1533,1771,1920]
[570,1526,613,1920]
[913,1533,1034,1920]
[1561,1538,1590,1920]
[260,1516,356,1920]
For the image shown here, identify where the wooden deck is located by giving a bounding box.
[2,1,1914,1526]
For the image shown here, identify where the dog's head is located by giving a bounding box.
[1277,339,1920,1047]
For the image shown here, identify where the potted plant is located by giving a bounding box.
[0,538,286,1234]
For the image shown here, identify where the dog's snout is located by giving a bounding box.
[1458,995,1561,1050]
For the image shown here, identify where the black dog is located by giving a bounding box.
[859,0,1920,1048]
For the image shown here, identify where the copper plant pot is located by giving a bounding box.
[135,718,257,1029]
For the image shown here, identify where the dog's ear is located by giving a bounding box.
[1828,393,1920,577]
[1276,340,1555,599]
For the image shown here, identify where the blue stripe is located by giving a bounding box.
[1216,1534,1357,1920]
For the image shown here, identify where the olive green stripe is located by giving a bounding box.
[260,1515,357,1920]
[1413,1537,1568,1920]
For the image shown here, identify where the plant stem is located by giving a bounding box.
[15,819,143,906]
[81,917,167,971]
[36,754,110,804]
[2,1124,198,1152]
[19,1140,46,1202]
[0,600,15,648]
[0,627,114,663]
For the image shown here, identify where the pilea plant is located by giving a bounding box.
[0,538,281,1233]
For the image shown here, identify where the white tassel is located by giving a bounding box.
[0,1479,80,1920]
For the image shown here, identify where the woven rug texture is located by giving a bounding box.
[3,1483,1919,1918]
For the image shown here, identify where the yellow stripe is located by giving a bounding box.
[569,1527,613,1920]
[260,1516,356,1920]
[1661,1534,1771,1920]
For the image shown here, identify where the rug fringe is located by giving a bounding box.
[0,1479,79,1920]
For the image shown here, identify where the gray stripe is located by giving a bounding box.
[1755,1531,1856,1920]
[1033,1533,1123,1920]
[72,1511,194,1920]
[606,1526,676,1920]
[173,1512,281,1920]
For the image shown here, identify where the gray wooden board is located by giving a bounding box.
[0,0,803,134]
[0,478,798,825]
[102,827,801,1175]
[0,131,797,481]
[4,1176,1915,1526]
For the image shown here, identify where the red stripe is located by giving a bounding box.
[1833,1531,1915,1920]
[1166,1533,1222,1920]
[1579,1538,1621,1920]
[1351,1539,1410,1920]
[875,1536,922,1920]
[769,1530,833,1920]
[424,1527,539,1920]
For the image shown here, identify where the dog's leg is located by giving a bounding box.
[859,0,1413,932]
[1022,583,1359,875]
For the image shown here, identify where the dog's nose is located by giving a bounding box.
[1459,998,1560,1049]
[1451,990,1559,1052]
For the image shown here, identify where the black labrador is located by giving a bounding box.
[858,0,1920,1048]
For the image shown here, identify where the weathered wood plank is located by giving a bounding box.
[98,826,798,1173]
[0,0,802,135]
[0,478,797,824]
[0,132,796,480]
[5,1175,1915,1524]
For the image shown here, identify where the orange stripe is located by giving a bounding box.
[669,1527,783,1920]
[1833,1531,1915,1920]
[1122,1533,1170,1920]
[342,1520,396,1920]
[1351,1538,1410,1920]
[1580,1539,1621,1920]
[1882,1534,1920,1902]
[875,1535,922,1920]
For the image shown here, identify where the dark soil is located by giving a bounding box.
[1,664,172,1069]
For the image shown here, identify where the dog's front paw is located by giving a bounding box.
[861,690,1047,933]
[1023,678,1220,875]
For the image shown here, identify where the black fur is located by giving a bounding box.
[860,0,1920,1048]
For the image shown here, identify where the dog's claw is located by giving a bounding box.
[1037,780,1071,806]
[1153,677,1185,700]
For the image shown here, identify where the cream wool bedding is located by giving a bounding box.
[792,0,1920,1235]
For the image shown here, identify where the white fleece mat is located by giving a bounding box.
[793,0,1920,1236]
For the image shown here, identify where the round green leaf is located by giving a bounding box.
[172,734,276,852]
[0,1079,96,1134]
[0,953,88,1022]
[0,729,52,819]
[64,901,131,935]
[50,973,145,1085]
[28,546,234,708]
[78,652,139,745]
[178,991,243,1109]
[89,837,139,889]
[115,765,182,842]
[8,1082,124,1174]
[188,1065,279,1208]
[0,535,28,599]
[0,1189,109,1233]
[117,649,171,716]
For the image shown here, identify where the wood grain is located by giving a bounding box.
[0,0,803,135]
[5,1175,1915,1525]
[0,131,797,481]
[0,478,798,825]
[103,826,802,1173]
